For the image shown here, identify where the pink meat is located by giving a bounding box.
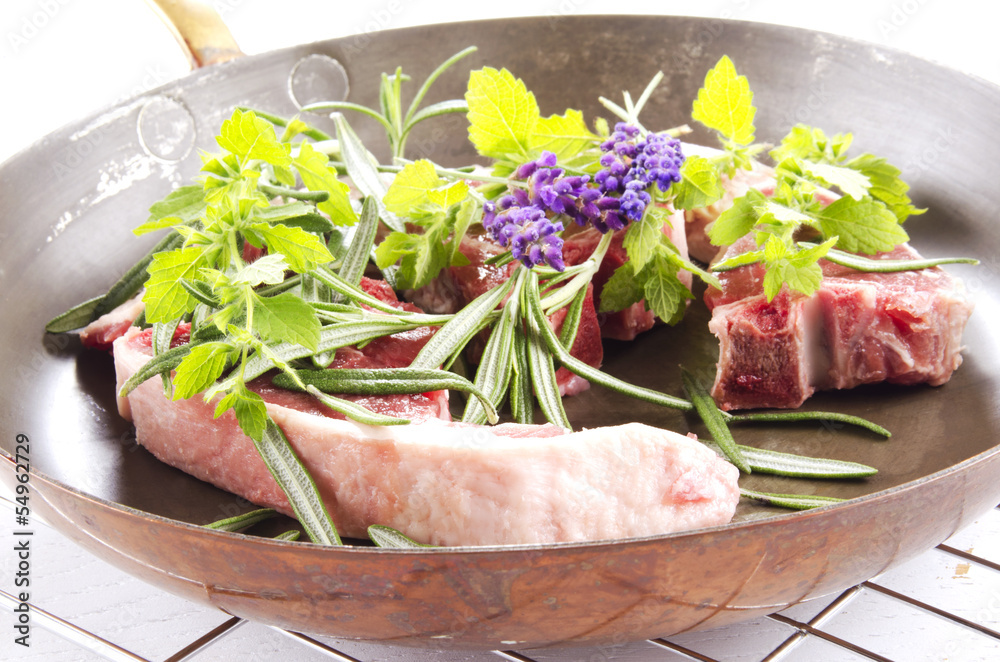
[563,205,692,341]
[706,235,974,410]
[80,295,145,350]
[406,233,604,396]
[113,326,740,545]
[682,158,776,263]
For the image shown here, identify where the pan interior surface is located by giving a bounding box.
[1,15,998,647]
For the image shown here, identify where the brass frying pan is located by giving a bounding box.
[2,4,999,649]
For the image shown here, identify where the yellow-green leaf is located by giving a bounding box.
[383,159,440,215]
[217,109,292,169]
[249,223,333,273]
[529,109,595,161]
[466,67,539,159]
[427,180,469,208]
[692,56,756,147]
[143,247,205,323]
[293,142,358,226]
[253,291,321,351]
[173,342,232,400]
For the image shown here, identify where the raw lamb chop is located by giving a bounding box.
[705,235,974,410]
[113,326,741,546]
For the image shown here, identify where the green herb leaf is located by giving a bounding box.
[248,223,333,273]
[808,243,979,273]
[761,235,835,300]
[305,385,411,426]
[525,278,571,429]
[172,342,232,400]
[462,273,522,425]
[411,278,513,370]
[847,153,924,222]
[134,185,207,235]
[529,109,595,161]
[740,488,844,511]
[216,385,268,441]
[204,508,278,532]
[622,204,668,272]
[708,188,765,246]
[143,246,206,323]
[465,67,539,159]
[217,109,292,170]
[383,159,440,215]
[118,343,193,398]
[680,368,750,473]
[642,254,692,325]
[45,295,103,334]
[800,160,871,200]
[427,180,470,209]
[672,155,725,210]
[692,56,756,146]
[814,196,908,255]
[599,263,645,314]
[293,142,358,226]
[771,124,853,164]
[374,228,449,290]
[702,442,878,479]
[253,291,321,351]
[232,253,289,286]
[509,330,533,425]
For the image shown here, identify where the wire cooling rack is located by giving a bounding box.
[3,492,999,662]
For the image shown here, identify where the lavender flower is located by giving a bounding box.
[482,194,566,271]
[595,123,685,223]
[482,133,683,269]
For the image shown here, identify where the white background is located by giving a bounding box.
[1,0,999,164]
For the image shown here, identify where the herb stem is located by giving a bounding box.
[259,183,330,202]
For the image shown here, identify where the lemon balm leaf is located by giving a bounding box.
[143,247,205,323]
[172,342,232,400]
[293,142,358,226]
[708,188,765,246]
[672,155,725,210]
[135,185,207,235]
[800,161,871,200]
[529,109,595,161]
[427,180,470,209]
[249,223,333,273]
[253,291,321,351]
[847,153,925,222]
[815,197,908,255]
[217,109,292,169]
[466,67,539,159]
[692,56,756,146]
[383,159,441,215]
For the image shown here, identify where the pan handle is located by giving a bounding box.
[145,0,243,68]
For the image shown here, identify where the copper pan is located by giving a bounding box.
[2,6,999,650]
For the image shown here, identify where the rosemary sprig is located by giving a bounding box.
[204,508,278,532]
[680,368,751,474]
[740,488,846,510]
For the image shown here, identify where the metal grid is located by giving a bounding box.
[4,493,999,662]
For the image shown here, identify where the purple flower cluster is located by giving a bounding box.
[596,123,684,223]
[481,127,684,271]
[482,151,581,271]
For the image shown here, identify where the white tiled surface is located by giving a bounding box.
[3,1,1000,660]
